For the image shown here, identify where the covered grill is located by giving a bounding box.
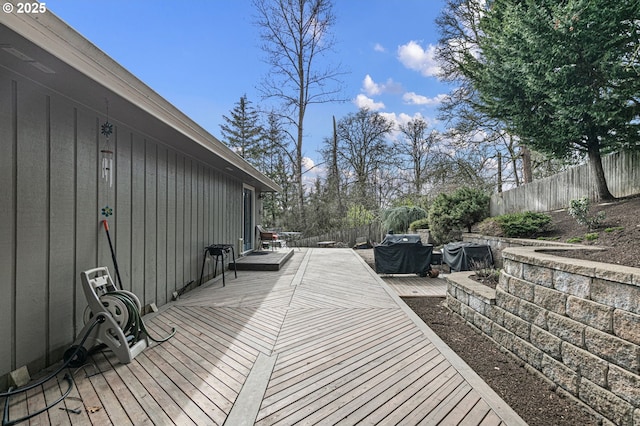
[374,234,433,276]
[443,242,493,272]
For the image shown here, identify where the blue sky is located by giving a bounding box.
[48,0,452,177]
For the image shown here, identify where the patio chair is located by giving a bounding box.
[257,225,279,250]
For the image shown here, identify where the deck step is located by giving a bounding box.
[232,249,294,271]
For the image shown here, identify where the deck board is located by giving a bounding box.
[2,248,525,425]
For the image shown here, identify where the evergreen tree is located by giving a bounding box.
[471,0,640,200]
[219,95,264,167]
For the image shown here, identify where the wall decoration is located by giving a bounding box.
[100,99,114,217]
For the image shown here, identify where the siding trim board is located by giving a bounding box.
[0,16,277,388]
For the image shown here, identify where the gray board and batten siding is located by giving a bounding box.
[0,11,279,388]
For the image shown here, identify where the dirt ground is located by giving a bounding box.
[542,195,640,268]
[354,197,640,425]
[402,297,600,426]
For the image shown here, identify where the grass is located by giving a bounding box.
[567,237,583,243]
[585,232,599,241]
[604,226,624,233]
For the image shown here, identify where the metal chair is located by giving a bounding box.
[257,225,278,250]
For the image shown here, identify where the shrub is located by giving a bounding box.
[568,197,606,230]
[409,217,430,231]
[567,237,583,243]
[605,226,624,233]
[381,205,427,234]
[494,211,552,238]
[428,187,490,245]
[585,232,599,241]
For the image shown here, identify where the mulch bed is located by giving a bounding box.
[402,296,600,426]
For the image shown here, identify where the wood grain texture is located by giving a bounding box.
[3,248,524,425]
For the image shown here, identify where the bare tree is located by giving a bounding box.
[397,117,439,195]
[336,108,395,209]
[253,0,346,227]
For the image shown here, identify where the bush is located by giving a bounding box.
[381,205,427,234]
[409,217,430,231]
[494,211,552,238]
[585,232,599,241]
[428,187,490,245]
[568,197,606,230]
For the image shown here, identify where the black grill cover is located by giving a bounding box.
[443,242,493,272]
[374,234,432,275]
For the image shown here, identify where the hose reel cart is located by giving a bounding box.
[64,266,172,367]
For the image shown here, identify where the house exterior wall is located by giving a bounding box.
[0,67,245,388]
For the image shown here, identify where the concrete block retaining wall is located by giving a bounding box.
[446,246,640,425]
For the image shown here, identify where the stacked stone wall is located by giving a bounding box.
[446,246,640,425]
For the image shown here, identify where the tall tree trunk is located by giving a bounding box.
[296,107,305,228]
[521,145,532,184]
[332,116,342,214]
[497,152,502,193]
[587,138,614,201]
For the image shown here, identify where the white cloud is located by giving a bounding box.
[403,91,448,106]
[354,94,385,111]
[362,75,402,96]
[373,43,386,53]
[397,41,441,77]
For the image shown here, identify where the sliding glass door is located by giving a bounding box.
[243,186,254,252]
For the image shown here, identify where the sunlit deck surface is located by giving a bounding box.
[3,248,525,425]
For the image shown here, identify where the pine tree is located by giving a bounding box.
[219,95,264,167]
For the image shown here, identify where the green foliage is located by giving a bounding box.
[427,187,490,244]
[409,217,430,231]
[605,226,624,233]
[493,212,552,238]
[465,0,640,200]
[346,204,376,228]
[381,206,427,234]
[585,232,599,241]
[568,197,606,230]
[567,237,583,243]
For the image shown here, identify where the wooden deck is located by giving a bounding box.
[2,248,525,425]
[382,274,448,297]
[232,249,295,271]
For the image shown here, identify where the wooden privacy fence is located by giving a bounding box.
[291,222,386,248]
[491,150,640,215]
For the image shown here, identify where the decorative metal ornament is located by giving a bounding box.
[100,99,115,218]
[101,121,113,137]
[101,206,113,217]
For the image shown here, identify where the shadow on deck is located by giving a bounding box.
[2,248,525,425]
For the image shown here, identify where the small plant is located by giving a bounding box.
[567,236,583,243]
[409,217,430,231]
[584,232,599,241]
[469,258,499,288]
[568,197,606,230]
[605,226,624,233]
